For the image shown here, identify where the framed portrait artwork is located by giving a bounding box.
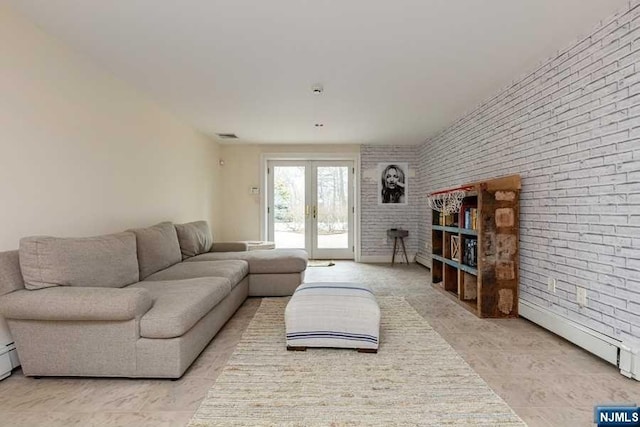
[378,162,408,205]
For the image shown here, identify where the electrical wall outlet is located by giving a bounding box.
[576,286,588,307]
[547,277,556,293]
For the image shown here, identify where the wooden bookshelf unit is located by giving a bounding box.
[431,174,520,318]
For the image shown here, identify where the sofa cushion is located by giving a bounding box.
[210,241,249,252]
[0,287,153,321]
[174,221,213,260]
[130,222,182,280]
[187,249,308,274]
[129,277,231,339]
[19,233,139,290]
[144,260,249,286]
[0,250,24,296]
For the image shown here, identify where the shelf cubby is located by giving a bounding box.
[444,263,458,295]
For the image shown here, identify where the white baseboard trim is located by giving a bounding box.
[359,253,416,263]
[415,253,430,268]
[359,255,394,263]
[520,300,639,381]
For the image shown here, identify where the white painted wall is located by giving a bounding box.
[218,144,360,242]
[419,3,640,346]
[0,5,223,251]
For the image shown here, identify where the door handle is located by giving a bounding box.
[313,206,317,219]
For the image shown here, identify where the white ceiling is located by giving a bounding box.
[8,0,628,145]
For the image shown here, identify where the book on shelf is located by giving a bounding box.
[459,202,469,228]
[471,208,477,230]
[458,204,465,228]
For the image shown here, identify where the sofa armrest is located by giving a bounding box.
[0,287,153,321]
[211,242,249,252]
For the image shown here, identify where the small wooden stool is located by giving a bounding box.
[387,229,409,266]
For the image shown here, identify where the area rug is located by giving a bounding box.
[307,260,335,267]
[188,297,525,426]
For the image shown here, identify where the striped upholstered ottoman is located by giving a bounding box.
[284,282,380,353]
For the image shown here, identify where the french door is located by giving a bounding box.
[267,160,354,259]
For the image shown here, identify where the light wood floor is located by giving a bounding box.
[0,262,637,426]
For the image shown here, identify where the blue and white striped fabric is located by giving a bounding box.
[285,282,380,350]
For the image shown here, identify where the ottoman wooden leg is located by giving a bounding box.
[357,348,378,353]
[287,346,307,351]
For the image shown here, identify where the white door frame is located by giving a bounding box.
[260,152,361,262]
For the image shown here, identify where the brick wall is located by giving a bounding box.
[419,2,640,345]
[361,145,421,260]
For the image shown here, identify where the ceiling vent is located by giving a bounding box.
[216,133,238,139]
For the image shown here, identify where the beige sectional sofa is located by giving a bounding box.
[0,221,307,378]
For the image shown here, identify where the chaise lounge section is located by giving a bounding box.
[0,220,307,378]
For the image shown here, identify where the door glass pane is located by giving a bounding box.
[316,166,349,249]
[273,166,305,249]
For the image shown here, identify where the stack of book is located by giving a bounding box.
[461,206,478,230]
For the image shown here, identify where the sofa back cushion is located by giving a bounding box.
[0,250,25,296]
[174,221,213,260]
[19,233,139,290]
[130,222,182,279]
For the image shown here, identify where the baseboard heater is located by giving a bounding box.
[0,342,20,381]
[520,300,639,381]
